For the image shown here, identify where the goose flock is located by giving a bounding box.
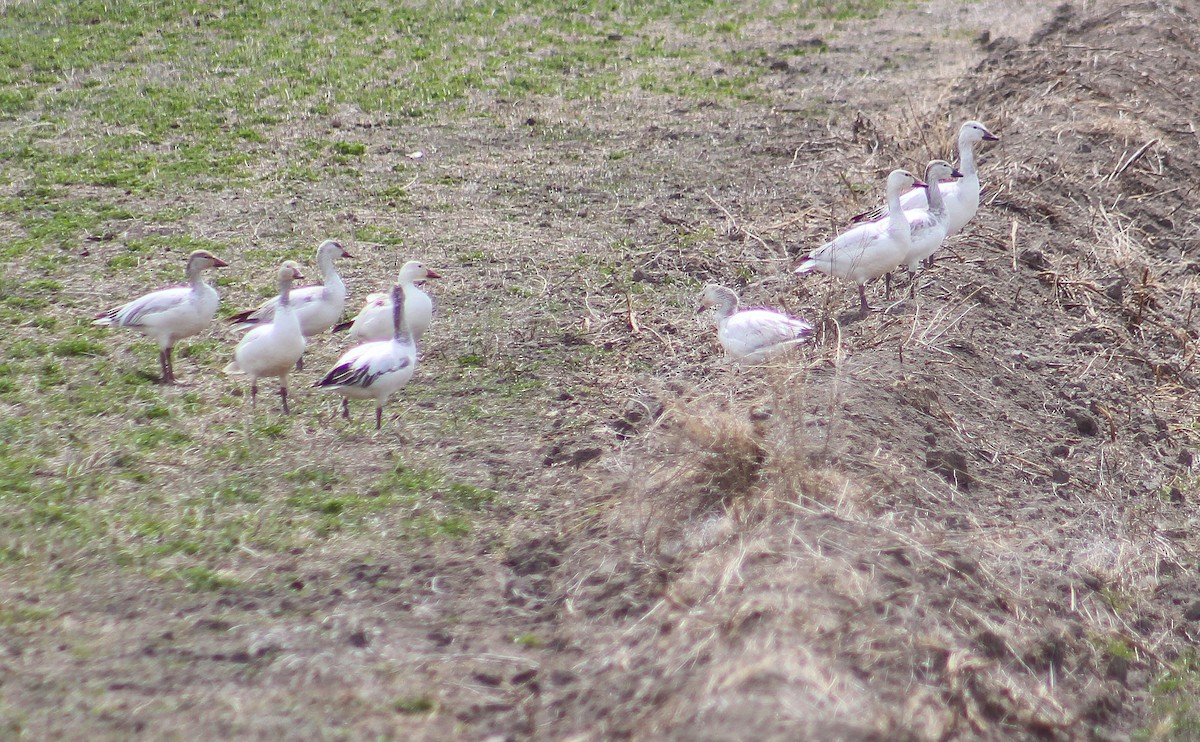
[94,243,437,429]
[94,120,997,422]
[706,119,998,362]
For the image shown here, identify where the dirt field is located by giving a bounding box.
[4,0,1200,739]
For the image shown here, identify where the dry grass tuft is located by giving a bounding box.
[617,366,870,553]
[671,403,768,502]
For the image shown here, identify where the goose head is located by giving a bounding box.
[698,284,738,317]
[317,239,354,261]
[398,260,442,284]
[278,260,305,289]
[888,168,927,192]
[960,120,999,144]
[924,159,963,184]
[188,250,229,271]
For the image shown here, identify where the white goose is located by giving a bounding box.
[223,261,307,414]
[334,260,441,343]
[855,121,999,234]
[228,239,353,338]
[699,284,812,364]
[93,249,228,384]
[315,283,417,430]
[901,159,963,273]
[795,168,927,315]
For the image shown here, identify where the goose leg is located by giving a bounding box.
[341,398,350,419]
[278,374,290,414]
[858,284,871,315]
[295,355,305,372]
[250,380,258,407]
[375,405,383,431]
[884,272,892,300]
[160,347,175,384]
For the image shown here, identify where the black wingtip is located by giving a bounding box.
[226,310,257,325]
[849,207,886,225]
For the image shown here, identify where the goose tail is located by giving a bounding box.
[794,259,818,275]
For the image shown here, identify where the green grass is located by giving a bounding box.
[0,0,905,733]
[1139,651,1200,740]
[392,697,436,715]
[0,0,858,263]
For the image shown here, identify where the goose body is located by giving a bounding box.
[901,160,963,272]
[224,261,307,413]
[228,239,353,337]
[316,283,417,430]
[93,250,228,383]
[337,261,440,342]
[796,168,927,314]
[699,284,812,364]
[855,121,999,234]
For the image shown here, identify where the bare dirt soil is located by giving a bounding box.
[7,0,1200,739]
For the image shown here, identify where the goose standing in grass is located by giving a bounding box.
[224,261,307,414]
[699,284,812,364]
[93,249,228,384]
[333,260,441,343]
[901,159,963,276]
[227,239,353,366]
[795,168,927,315]
[854,121,999,235]
[315,283,417,430]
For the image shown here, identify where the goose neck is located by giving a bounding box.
[926,176,947,216]
[885,183,910,236]
[278,276,293,308]
[186,258,206,288]
[957,137,978,178]
[319,251,344,291]
[391,287,411,342]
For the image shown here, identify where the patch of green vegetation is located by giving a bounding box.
[498,377,543,399]
[1099,586,1131,614]
[1139,651,1200,740]
[23,278,63,292]
[142,404,171,420]
[1105,637,1136,661]
[283,466,344,489]
[353,224,407,246]
[52,336,106,357]
[37,359,65,386]
[3,295,49,310]
[0,605,56,625]
[280,462,498,537]
[372,183,413,207]
[331,141,367,157]
[393,697,436,715]
[512,633,543,648]
[177,566,240,592]
[211,476,265,505]
[124,426,191,451]
[457,249,489,266]
[251,419,289,440]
